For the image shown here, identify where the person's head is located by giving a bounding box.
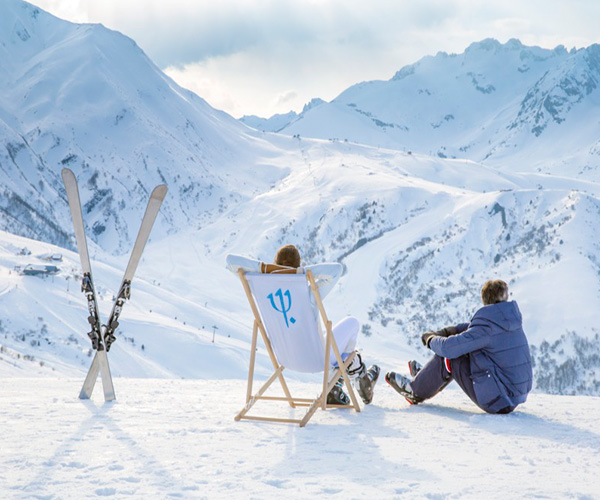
[481,279,509,305]
[274,244,301,268]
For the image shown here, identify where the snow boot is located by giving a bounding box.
[385,371,423,405]
[327,378,351,406]
[357,365,380,405]
[408,360,423,378]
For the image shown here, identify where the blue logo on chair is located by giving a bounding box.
[267,288,296,328]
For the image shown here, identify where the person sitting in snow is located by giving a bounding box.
[226,244,380,406]
[385,279,533,414]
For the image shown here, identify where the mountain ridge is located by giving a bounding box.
[243,38,600,181]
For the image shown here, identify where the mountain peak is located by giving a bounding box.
[465,38,531,54]
[269,38,600,180]
[391,63,417,82]
[0,0,258,254]
[302,98,325,113]
[465,38,504,52]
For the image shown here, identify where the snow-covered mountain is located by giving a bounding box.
[0,0,285,254]
[3,140,600,394]
[1,1,599,397]
[240,98,325,133]
[251,39,600,180]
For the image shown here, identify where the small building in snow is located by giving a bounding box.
[21,264,60,276]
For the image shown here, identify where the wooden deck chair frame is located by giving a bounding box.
[234,269,361,427]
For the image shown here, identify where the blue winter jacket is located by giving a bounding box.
[429,301,533,413]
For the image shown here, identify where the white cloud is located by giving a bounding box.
[29,0,600,117]
[274,91,298,109]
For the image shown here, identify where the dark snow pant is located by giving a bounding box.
[410,354,515,414]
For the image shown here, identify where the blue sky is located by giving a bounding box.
[31,0,600,118]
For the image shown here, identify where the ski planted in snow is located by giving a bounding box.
[103,183,168,351]
[61,167,167,400]
[61,168,104,350]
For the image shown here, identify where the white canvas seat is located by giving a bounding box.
[234,268,361,427]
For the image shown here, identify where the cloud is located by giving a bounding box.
[274,90,298,108]
[29,0,600,117]
[164,49,310,118]
[65,0,598,68]
[36,0,473,67]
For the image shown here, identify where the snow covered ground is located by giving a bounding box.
[2,377,599,499]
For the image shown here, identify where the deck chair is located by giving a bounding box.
[234,266,361,427]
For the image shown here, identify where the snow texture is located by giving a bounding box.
[1,378,599,499]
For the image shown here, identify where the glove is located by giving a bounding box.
[421,331,436,348]
[436,326,458,337]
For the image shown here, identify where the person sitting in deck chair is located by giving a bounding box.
[226,244,380,405]
[385,279,533,414]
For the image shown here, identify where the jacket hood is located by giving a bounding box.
[472,301,522,331]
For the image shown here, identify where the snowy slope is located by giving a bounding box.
[142,139,600,395]
[262,39,600,180]
[1,378,599,499]
[0,229,262,379]
[3,138,599,395]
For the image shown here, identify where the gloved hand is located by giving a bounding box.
[436,326,458,337]
[421,331,437,348]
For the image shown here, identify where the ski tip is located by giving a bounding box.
[61,167,75,182]
[151,184,168,200]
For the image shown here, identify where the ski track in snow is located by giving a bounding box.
[1,378,599,499]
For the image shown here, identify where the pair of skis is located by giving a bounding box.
[62,168,167,401]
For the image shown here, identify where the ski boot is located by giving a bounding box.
[385,371,423,405]
[357,365,380,404]
[407,360,423,378]
[327,377,351,405]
